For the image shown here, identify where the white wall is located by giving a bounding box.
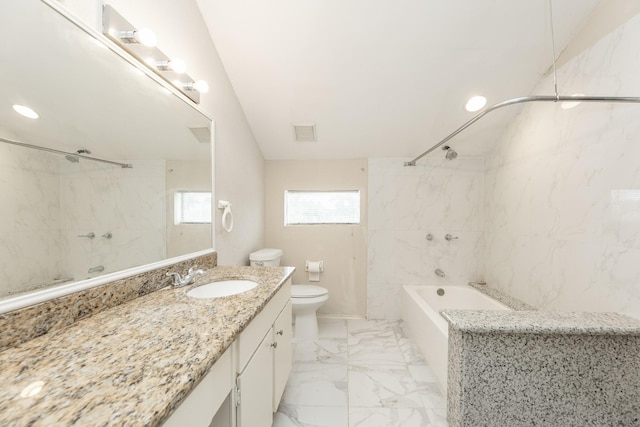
[265,160,367,317]
[484,12,640,319]
[59,0,265,265]
[166,160,212,258]
[368,158,485,320]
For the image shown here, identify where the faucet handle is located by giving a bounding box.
[166,272,184,287]
[188,265,199,274]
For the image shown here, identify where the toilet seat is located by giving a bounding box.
[292,285,328,298]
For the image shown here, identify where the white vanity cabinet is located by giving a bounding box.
[272,300,292,411]
[162,279,292,427]
[235,280,292,427]
[163,347,233,427]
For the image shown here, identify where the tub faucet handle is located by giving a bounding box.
[444,233,459,241]
[434,269,446,278]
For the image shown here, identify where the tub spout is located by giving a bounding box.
[434,269,446,278]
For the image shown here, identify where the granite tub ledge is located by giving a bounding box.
[441,309,640,335]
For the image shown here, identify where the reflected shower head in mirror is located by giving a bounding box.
[442,145,458,160]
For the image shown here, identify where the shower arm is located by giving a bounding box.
[404,95,640,167]
[0,137,133,169]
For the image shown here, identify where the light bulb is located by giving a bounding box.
[465,95,487,112]
[134,28,157,47]
[168,59,187,74]
[193,80,209,93]
[13,104,39,119]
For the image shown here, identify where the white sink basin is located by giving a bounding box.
[186,279,258,299]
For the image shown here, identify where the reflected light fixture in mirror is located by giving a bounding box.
[102,5,207,104]
[13,104,39,119]
[465,95,487,112]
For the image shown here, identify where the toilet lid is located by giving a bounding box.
[292,285,328,298]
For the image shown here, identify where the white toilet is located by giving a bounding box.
[249,248,329,341]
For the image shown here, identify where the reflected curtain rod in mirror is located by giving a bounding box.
[0,137,133,168]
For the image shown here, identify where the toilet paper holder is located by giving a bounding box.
[304,261,324,272]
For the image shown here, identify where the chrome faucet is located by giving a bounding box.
[166,266,205,288]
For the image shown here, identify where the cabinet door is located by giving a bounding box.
[237,328,274,427]
[272,301,292,412]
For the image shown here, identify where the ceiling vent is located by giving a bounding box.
[293,123,316,142]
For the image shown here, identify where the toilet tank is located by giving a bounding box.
[249,248,283,267]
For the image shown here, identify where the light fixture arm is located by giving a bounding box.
[404,95,640,166]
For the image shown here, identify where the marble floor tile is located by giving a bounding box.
[348,365,424,408]
[294,338,348,365]
[279,319,449,427]
[397,336,426,365]
[348,407,433,427]
[282,363,348,407]
[416,382,447,409]
[273,404,348,427]
[407,363,436,383]
[348,341,406,368]
[317,318,348,339]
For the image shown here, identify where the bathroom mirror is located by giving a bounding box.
[0,0,214,303]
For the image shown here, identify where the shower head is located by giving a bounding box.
[442,145,458,160]
[65,155,79,163]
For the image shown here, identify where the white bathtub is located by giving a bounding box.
[401,285,511,396]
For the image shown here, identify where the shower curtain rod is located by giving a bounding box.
[404,95,640,166]
[0,137,133,168]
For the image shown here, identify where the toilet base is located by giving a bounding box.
[291,293,329,341]
[293,313,319,341]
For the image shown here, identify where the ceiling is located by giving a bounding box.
[196,0,601,160]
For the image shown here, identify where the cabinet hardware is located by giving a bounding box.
[276,329,284,336]
[270,342,278,348]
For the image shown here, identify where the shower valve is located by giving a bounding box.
[444,233,459,241]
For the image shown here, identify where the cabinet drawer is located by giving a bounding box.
[236,279,291,372]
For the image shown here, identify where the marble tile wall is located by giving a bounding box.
[0,142,63,295]
[59,159,167,282]
[484,13,640,319]
[367,158,485,319]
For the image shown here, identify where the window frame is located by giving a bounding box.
[174,190,212,225]
[284,189,361,226]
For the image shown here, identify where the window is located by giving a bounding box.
[174,191,212,224]
[285,190,360,225]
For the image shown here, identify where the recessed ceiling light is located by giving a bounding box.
[465,96,487,112]
[561,93,584,110]
[13,104,39,119]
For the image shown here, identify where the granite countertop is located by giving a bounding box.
[467,283,536,311]
[0,266,294,427]
[441,309,640,335]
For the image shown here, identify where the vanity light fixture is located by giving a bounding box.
[111,27,157,47]
[155,59,187,74]
[102,6,206,103]
[13,104,39,119]
[465,95,487,112]
[173,80,209,94]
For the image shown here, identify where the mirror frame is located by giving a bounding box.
[0,0,216,314]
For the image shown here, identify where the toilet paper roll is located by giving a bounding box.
[307,261,322,282]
